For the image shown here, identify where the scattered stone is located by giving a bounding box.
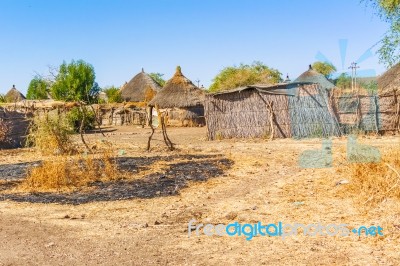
[225,212,238,220]
[45,242,55,248]
[336,179,350,186]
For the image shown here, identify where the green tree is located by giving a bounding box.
[51,60,98,102]
[149,73,166,87]
[209,61,282,92]
[26,76,49,100]
[335,73,352,89]
[360,80,378,92]
[312,61,337,78]
[0,94,5,103]
[365,0,400,66]
[103,86,122,103]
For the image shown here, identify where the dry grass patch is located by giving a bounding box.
[340,148,400,207]
[18,151,121,192]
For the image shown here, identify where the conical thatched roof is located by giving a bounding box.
[148,66,205,108]
[120,69,161,102]
[293,65,335,89]
[5,85,26,103]
[378,62,400,93]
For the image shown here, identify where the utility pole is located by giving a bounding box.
[348,62,360,92]
[195,79,200,88]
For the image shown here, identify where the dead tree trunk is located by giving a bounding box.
[147,105,174,151]
[266,100,275,141]
[79,102,91,152]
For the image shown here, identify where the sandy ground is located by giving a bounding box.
[0,126,400,265]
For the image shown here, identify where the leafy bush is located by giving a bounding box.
[209,61,282,92]
[66,107,96,132]
[103,86,122,103]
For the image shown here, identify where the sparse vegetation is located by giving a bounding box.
[343,147,400,206]
[102,86,123,103]
[209,61,282,92]
[312,61,337,78]
[26,113,75,155]
[149,72,166,87]
[26,76,50,100]
[66,107,96,132]
[20,151,120,192]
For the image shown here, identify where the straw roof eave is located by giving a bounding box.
[120,71,162,102]
[378,62,400,92]
[148,67,205,108]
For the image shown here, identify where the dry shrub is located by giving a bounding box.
[19,151,120,192]
[26,113,76,155]
[343,148,400,206]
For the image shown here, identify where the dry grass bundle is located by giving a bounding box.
[26,113,76,155]
[19,151,120,192]
[343,148,400,206]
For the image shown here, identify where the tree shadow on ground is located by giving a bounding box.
[0,154,233,205]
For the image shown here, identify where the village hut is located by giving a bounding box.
[5,85,26,103]
[148,66,205,126]
[374,63,400,133]
[378,62,400,94]
[205,83,340,140]
[293,65,335,89]
[120,69,161,102]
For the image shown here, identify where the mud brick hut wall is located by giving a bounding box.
[0,107,30,148]
[161,106,205,127]
[205,83,340,140]
[95,104,148,126]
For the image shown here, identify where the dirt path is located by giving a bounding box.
[0,127,399,265]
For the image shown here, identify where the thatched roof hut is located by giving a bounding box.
[378,62,400,94]
[120,69,161,102]
[148,66,205,108]
[148,66,205,126]
[294,65,335,89]
[5,85,26,103]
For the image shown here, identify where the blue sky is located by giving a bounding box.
[0,0,390,94]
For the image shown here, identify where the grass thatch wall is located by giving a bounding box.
[0,107,30,148]
[94,104,148,127]
[205,83,400,140]
[288,84,340,138]
[205,88,290,139]
[330,89,400,134]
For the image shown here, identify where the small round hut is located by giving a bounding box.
[294,65,335,89]
[148,66,205,127]
[120,69,161,102]
[5,85,26,103]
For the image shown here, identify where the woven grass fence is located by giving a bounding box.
[205,85,400,140]
[330,88,400,134]
[0,107,30,148]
